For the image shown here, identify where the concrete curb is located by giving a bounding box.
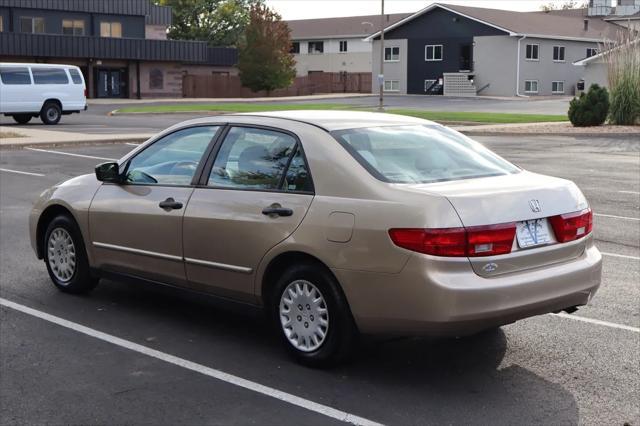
[0,136,151,149]
[459,131,640,139]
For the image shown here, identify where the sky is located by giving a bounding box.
[265,0,595,20]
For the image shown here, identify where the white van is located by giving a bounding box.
[0,63,87,125]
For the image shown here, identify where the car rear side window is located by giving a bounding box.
[125,126,219,185]
[332,125,520,184]
[208,127,306,191]
[32,68,69,85]
[68,69,83,85]
[0,67,31,85]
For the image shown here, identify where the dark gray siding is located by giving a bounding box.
[0,0,150,16]
[0,32,237,66]
[146,4,171,26]
[382,8,507,94]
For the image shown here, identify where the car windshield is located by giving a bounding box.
[332,125,520,184]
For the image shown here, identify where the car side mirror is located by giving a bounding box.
[95,162,124,183]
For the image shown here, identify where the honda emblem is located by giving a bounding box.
[529,199,542,213]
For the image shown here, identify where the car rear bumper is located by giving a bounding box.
[333,238,602,336]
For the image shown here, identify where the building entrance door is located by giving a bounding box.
[96,69,127,98]
[459,44,472,72]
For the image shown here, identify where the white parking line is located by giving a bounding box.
[594,213,640,222]
[602,252,640,261]
[0,297,382,426]
[619,190,640,195]
[0,168,44,177]
[552,312,640,333]
[25,147,116,162]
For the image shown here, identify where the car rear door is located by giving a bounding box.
[182,125,314,301]
[89,125,221,286]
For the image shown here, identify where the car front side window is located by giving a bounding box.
[208,127,303,191]
[125,126,219,185]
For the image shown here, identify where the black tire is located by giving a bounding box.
[43,215,98,294]
[40,102,62,125]
[270,263,358,367]
[12,114,32,124]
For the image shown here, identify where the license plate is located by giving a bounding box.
[516,219,552,248]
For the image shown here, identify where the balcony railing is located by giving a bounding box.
[0,32,237,66]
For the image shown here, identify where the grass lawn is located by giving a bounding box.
[115,103,568,124]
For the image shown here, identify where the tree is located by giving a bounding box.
[540,1,588,11]
[237,4,296,93]
[155,0,261,46]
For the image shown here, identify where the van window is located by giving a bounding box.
[32,68,69,85]
[68,69,83,85]
[0,67,31,85]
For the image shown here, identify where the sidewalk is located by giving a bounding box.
[2,121,638,149]
[88,93,373,105]
[0,126,154,148]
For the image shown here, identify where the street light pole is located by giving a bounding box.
[378,0,384,111]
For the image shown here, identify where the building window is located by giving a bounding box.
[62,19,85,36]
[20,17,45,34]
[308,41,324,54]
[524,80,539,94]
[384,80,399,92]
[586,48,598,58]
[424,79,436,92]
[384,47,400,62]
[525,44,539,61]
[0,17,3,32]
[290,42,300,54]
[553,46,565,62]
[32,68,69,85]
[149,69,164,90]
[339,40,348,53]
[425,45,443,61]
[552,81,565,94]
[100,22,122,38]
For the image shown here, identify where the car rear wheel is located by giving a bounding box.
[12,114,32,124]
[40,102,62,125]
[271,263,357,367]
[44,215,98,294]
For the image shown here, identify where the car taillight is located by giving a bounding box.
[549,208,592,243]
[389,223,516,257]
[84,88,88,97]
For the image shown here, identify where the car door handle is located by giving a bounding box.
[159,197,183,210]
[262,205,293,217]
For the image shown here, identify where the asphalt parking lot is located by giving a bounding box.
[0,95,571,135]
[0,134,638,425]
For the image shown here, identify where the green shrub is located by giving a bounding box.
[568,84,610,127]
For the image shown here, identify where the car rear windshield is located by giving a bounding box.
[331,125,520,184]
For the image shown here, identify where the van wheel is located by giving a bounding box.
[270,263,358,367]
[12,114,32,124]
[43,215,98,294]
[40,102,62,125]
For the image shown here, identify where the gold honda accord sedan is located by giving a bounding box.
[30,111,602,366]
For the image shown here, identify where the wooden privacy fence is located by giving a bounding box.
[182,72,372,98]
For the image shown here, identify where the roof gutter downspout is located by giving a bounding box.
[516,35,529,98]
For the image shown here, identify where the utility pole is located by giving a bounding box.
[378,0,384,111]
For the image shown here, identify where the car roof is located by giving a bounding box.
[0,62,80,70]
[236,110,436,131]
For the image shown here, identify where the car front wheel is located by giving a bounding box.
[271,263,357,367]
[44,215,98,294]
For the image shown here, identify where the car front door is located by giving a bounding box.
[89,125,221,286]
[182,126,314,301]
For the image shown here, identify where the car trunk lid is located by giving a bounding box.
[401,171,590,277]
